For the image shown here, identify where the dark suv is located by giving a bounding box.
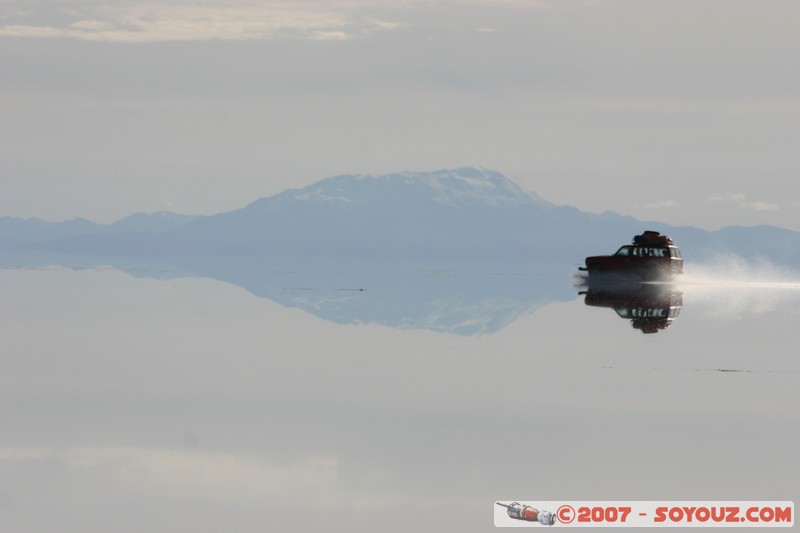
[579,231,683,280]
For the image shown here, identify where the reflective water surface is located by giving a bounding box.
[1,262,799,532]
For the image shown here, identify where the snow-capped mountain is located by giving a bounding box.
[153,167,591,262]
[262,167,548,209]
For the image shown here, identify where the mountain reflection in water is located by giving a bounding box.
[579,280,683,334]
[1,251,576,336]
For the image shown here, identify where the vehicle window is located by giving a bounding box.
[632,308,667,318]
[634,247,669,257]
[634,247,655,257]
[615,246,631,256]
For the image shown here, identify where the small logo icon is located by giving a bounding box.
[557,504,576,524]
[496,502,556,526]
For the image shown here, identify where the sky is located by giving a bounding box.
[1,0,799,231]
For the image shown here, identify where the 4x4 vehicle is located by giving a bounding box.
[579,231,683,280]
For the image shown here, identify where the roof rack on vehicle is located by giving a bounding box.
[632,230,673,246]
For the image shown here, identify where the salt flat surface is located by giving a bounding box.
[1,266,798,532]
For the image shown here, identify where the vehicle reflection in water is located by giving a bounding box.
[579,281,683,334]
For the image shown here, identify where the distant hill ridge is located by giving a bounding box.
[2,167,800,270]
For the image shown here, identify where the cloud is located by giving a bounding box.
[313,30,350,41]
[370,20,407,30]
[642,199,677,209]
[0,446,344,504]
[706,193,779,211]
[0,2,354,43]
[0,0,549,43]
